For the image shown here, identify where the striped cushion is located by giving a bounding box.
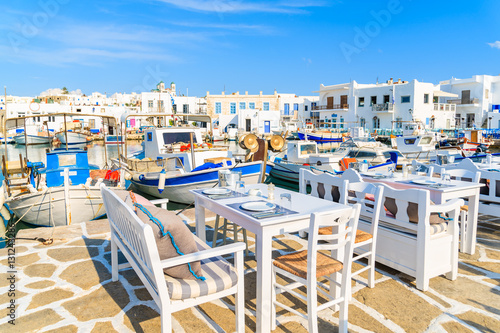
[378,221,448,236]
[165,237,238,300]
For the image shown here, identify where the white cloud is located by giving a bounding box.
[488,41,500,49]
[39,88,83,96]
[155,0,326,14]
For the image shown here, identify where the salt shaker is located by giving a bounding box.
[268,183,275,201]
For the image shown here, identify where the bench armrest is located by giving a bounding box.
[429,198,464,215]
[159,242,246,269]
[150,198,169,209]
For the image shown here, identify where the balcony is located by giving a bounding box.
[448,98,479,105]
[371,103,394,112]
[433,103,456,112]
[311,104,349,111]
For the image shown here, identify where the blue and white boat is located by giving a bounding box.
[297,130,343,142]
[122,126,270,204]
[5,149,117,227]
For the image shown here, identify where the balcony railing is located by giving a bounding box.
[448,98,479,105]
[433,103,456,112]
[371,103,394,112]
[312,104,349,111]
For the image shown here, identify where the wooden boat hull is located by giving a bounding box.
[129,161,271,204]
[6,185,107,227]
[13,135,52,145]
[56,132,90,145]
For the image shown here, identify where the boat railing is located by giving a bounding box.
[120,155,187,173]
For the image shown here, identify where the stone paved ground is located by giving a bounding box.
[0,211,499,332]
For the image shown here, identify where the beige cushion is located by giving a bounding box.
[112,190,203,280]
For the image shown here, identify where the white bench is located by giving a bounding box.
[371,184,463,291]
[100,185,246,332]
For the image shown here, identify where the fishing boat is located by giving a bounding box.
[270,138,403,183]
[297,130,343,142]
[3,113,122,227]
[117,113,270,204]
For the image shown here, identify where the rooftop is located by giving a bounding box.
[1,210,499,332]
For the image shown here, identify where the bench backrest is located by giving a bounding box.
[300,168,347,203]
[442,159,497,203]
[100,185,168,302]
[377,183,431,235]
[344,182,384,236]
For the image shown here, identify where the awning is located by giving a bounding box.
[433,91,458,98]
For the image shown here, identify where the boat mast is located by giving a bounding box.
[64,113,69,150]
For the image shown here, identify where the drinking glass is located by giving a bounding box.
[280,193,292,213]
[387,164,395,178]
[441,172,451,183]
[235,181,245,196]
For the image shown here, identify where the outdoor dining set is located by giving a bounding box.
[100,156,494,332]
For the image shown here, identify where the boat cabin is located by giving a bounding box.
[142,127,232,172]
[285,141,319,164]
[46,149,90,187]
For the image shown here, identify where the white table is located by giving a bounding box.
[361,172,482,255]
[191,184,351,333]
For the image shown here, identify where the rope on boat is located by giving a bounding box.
[1,187,55,245]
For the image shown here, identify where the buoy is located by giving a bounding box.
[158,169,166,194]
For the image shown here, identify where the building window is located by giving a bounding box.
[396,117,402,128]
[263,102,269,111]
[401,96,410,103]
[360,117,365,128]
[215,102,221,114]
[284,103,290,115]
[239,102,245,110]
[358,97,365,107]
[305,105,308,111]
[373,117,380,129]
[340,117,344,129]
[294,103,299,111]
[332,118,337,129]
[183,104,189,113]
[172,104,177,113]
[249,102,255,109]
[148,100,153,108]
[424,94,429,104]
[370,96,377,106]
[383,95,390,104]
[230,102,236,114]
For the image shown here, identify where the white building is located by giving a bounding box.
[311,78,457,132]
[439,75,500,129]
[278,93,319,126]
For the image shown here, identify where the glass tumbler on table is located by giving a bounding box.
[279,193,292,213]
[441,172,451,183]
[235,181,245,196]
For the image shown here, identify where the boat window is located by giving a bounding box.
[348,151,376,158]
[420,137,432,144]
[162,132,197,145]
[404,138,416,145]
[300,144,317,155]
[383,151,404,159]
[59,154,76,167]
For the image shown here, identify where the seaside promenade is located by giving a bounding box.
[1,208,499,332]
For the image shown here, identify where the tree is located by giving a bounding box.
[62,87,69,94]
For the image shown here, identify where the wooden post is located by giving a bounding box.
[64,168,71,225]
[64,113,69,150]
[190,132,195,170]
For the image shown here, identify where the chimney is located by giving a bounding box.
[245,91,248,95]
[388,78,393,84]
[397,78,402,84]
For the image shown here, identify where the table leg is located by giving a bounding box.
[255,230,273,333]
[464,192,480,255]
[195,197,206,242]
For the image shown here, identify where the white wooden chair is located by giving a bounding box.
[411,159,434,176]
[371,183,463,291]
[426,163,481,252]
[299,168,348,203]
[100,185,246,332]
[341,182,384,288]
[271,205,361,333]
[340,168,363,183]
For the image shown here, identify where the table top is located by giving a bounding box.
[191,184,351,227]
[360,171,483,192]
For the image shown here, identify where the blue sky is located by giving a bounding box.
[1,0,499,97]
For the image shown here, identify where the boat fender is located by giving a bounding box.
[303,163,310,166]
[158,169,166,194]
